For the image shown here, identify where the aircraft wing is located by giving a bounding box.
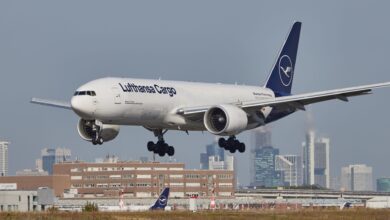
[177,82,390,116]
[31,97,72,110]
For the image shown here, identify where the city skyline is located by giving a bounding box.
[2,118,382,190]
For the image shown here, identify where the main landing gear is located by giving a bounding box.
[218,136,245,153]
[147,129,175,157]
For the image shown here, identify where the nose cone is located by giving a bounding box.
[71,96,95,119]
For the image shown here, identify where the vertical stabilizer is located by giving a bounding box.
[265,22,301,97]
[150,187,170,210]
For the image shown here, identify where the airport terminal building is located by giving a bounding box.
[0,160,235,198]
[53,161,234,198]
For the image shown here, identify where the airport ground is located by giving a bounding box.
[1,209,390,220]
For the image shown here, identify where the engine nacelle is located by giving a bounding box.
[77,119,120,143]
[204,104,248,136]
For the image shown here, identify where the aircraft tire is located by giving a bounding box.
[147,141,155,151]
[167,146,175,156]
[238,143,245,153]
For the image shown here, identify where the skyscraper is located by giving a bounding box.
[377,178,390,192]
[302,130,315,185]
[200,139,224,170]
[341,164,373,191]
[275,155,302,187]
[252,146,283,187]
[253,126,272,148]
[302,131,330,188]
[314,137,330,188]
[41,147,71,175]
[250,126,272,185]
[209,155,234,171]
[0,141,9,176]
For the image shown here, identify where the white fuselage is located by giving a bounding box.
[70,77,275,131]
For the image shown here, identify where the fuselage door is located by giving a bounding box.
[112,87,122,104]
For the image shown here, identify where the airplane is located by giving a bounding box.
[99,187,170,211]
[31,21,390,157]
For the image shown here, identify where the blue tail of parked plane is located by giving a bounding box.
[150,187,170,210]
[265,21,301,97]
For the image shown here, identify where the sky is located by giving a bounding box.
[1,0,390,186]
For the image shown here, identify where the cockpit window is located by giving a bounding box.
[73,91,97,96]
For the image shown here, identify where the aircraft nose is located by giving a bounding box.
[71,96,94,119]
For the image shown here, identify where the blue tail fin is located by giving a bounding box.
[150,187,170,210]
[265,21,301,97]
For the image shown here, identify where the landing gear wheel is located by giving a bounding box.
[238,143,245,153]
[92,136,103,145]
[158,151,165,157]
[167,146,175,156]
[147,141,155,151]
[219,136,246,154]
[148,129,176,157]
[218,138,227,148]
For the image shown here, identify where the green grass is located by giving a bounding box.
[1,209,390,220]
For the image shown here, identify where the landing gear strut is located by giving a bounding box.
[91,121,103,145]
[218,136,245,153]
[147,129,175,157]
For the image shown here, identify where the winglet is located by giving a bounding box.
[264,21,301,97]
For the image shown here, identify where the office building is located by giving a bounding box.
[16,169,48,176]
[253,126,272,148]
[200,139,224,170]
[209,155,234,171]
[0,141,9,177]
[0,190,52,212]
[0,160,235,198]
[53,160,235,198]
[302,131,330,188]
[250,126,273,186]
[275,155,302,187]
[302,130,315,185]
[377,178,390,192]
[314,137,330,188]
[252,146,283,187]
[0,175,70,197]
[341,164,373,191]
[35,159,43,170]
[41,148,71,175]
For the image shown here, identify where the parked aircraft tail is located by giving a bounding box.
[150,187,170,210]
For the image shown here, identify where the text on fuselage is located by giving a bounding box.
[119,83,177,97]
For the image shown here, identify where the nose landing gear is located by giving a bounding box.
[218,136,245,153]
[90,120,104,145]
[147,129,175,157]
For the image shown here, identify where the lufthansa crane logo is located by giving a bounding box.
[278,55,294,86]
[159,195,167,205]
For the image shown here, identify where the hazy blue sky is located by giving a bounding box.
[1,0,390,186]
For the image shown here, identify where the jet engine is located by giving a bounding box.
[204,104,248,136]
[77,119,120,143]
